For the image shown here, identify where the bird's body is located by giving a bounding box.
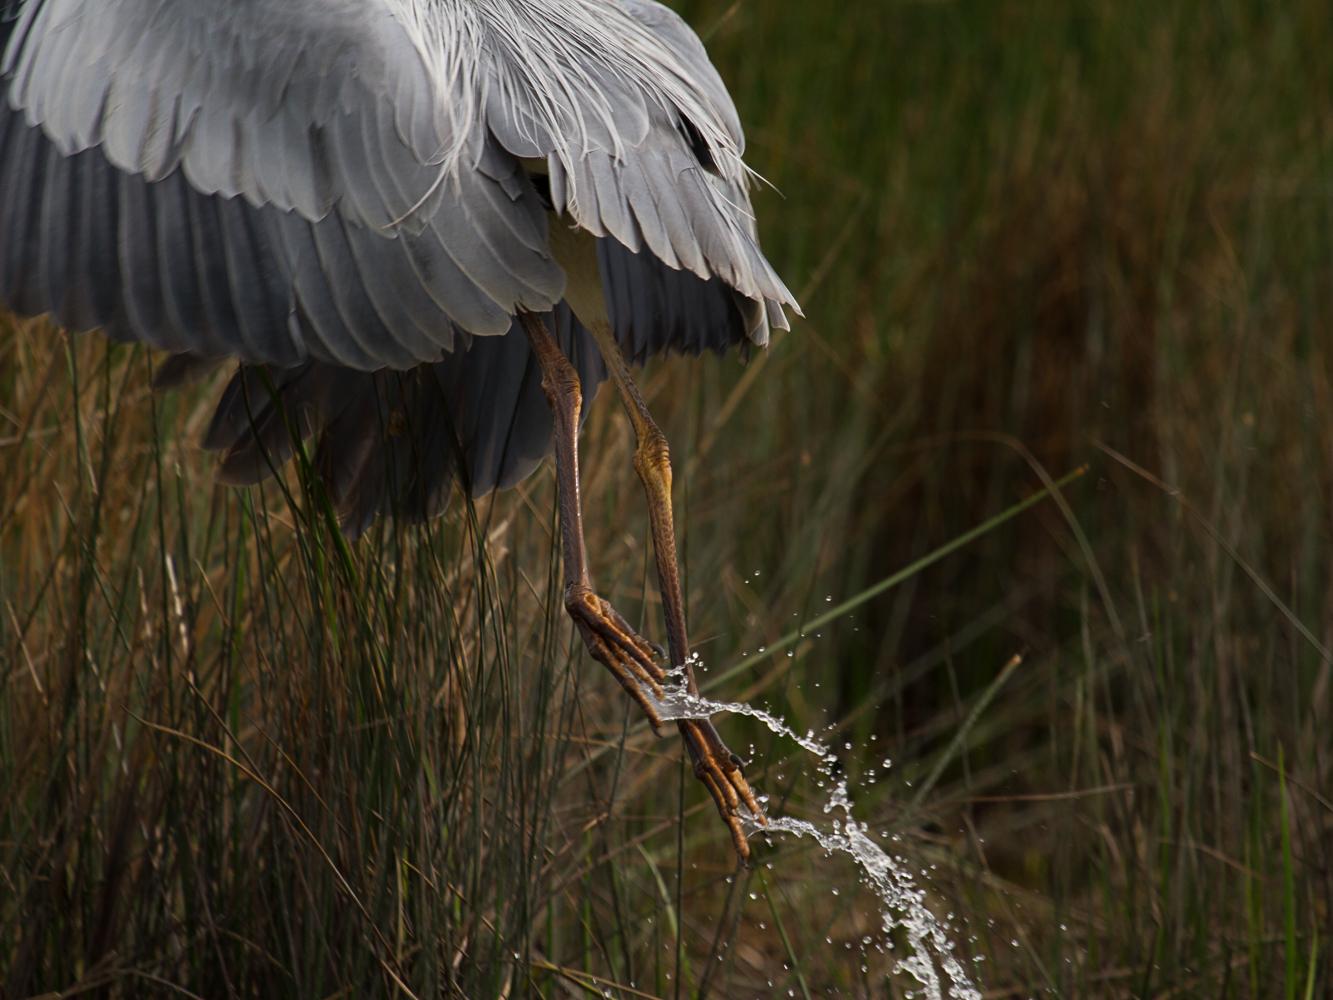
[0,0,794,855]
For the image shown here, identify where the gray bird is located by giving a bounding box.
[0,0,797,858]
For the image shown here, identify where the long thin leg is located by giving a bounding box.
[521,313,670,724]
[521,312,762,860]
[584,322,764,853]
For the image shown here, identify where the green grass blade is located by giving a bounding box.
[710,466,1087,688]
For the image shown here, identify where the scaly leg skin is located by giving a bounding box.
[520,311,763,861]
[520,314,668,725]
[585,323,764,859]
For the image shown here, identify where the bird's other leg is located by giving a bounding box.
[587,323,764,860]
[519,312,670,730]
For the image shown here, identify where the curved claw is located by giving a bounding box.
[566,588,669,735]
[679,718,765,863]
[561,589,766,861]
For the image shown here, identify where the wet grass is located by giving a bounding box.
[3,0,1332,995]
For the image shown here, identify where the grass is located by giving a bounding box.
[3,0,1332,995]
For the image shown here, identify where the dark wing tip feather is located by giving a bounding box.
[197,307,605,538]
[599,236,777,364]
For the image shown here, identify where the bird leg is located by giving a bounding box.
[521,312,763,861]
[589,330,767,864]
[521,313,671,725]
[585,320,765,860]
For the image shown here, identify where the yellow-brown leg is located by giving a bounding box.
[584,322,764,859]
[521,312,762,860]
[521,313,670,724]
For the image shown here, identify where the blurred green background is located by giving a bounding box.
[3,0,1331,995]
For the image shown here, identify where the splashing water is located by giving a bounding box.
[652,659,982,1000]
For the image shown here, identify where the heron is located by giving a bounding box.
[0,0,796,858]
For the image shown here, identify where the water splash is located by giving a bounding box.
[653,659,981,1000]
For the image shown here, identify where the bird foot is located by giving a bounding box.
[679,717,765,862]
[564,585,765,860]
[565,586,669,731]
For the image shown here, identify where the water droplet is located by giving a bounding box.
[640,652,982,1000]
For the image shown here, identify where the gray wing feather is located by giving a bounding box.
[5,0,438,229]
[482,47,653,161]
[550,127,792,343]
[483,0,796,345]
[0,93,565,366]
[615,0,746,152]
[2,0,566,363]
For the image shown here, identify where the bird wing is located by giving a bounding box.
[0,0,795,524]
[599,236,774,362]
[191,306,607,537]
[614,0,745,153]
[0,0,565,367]
[481,0,795,349]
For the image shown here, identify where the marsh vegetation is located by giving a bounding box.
[3,0,1331,995]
